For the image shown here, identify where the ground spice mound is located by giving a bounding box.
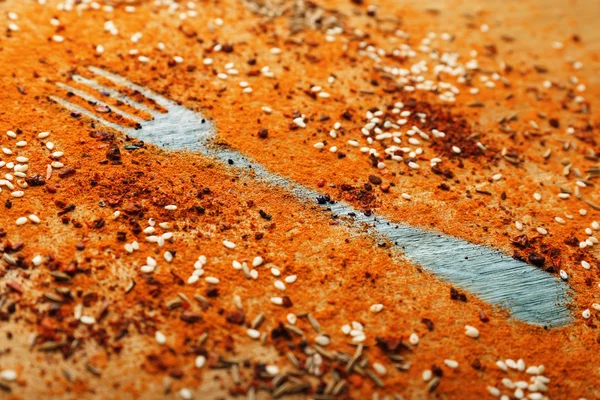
[0,0,599,399]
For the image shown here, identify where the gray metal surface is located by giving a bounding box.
[50,66,572,327]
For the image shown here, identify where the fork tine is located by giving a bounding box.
[56,82,144,124]
[88,66,173,109]
[72,74,161,118]
[49,95,136,135]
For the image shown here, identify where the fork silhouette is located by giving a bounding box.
[49,66,571,327]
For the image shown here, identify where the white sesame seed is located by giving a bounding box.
[536,227,548,235]
[554,217,565,224]
[515,221,523,231]
[247,329,260,339]
[270,267,281,277]
[559,269,568,280]
[487,386,500,397]
[492,173,502,181]
[533,192,542,201]
[223,240,236,249]
[205,277,219,284]
[452,146,461,154]
[0,370,17,382]
[141,265,155,274]
[274,280,286,291]
[28,214,40,224]
[180,388,192,400]
[370,304,384,313]
[80,316,96,325]
[496,360,508,371]
[187,275,199,285]
[525,366,539,375]
[155,331,166,344]
[11,191,24,198]
[287,313,297,325]
[401,193,411,200]
[581,261,591,270]
[266,365,279,376]
[409,333,419,345]
[582,309,591,319]
[422,369,432,382]
[32,255,43,266]
[52,35,64,43]
[506,359,518,369]
[195,355,206,368]
[164,251,173,263]
[165,204,177,210]
[252,256,263,267]
[15,217,28,225]
[315,335,330,346]
[284,275,297,283]
[270,297,283,305]
[444,359,458,369]
[373,362,387,376]
[465,325,480,338]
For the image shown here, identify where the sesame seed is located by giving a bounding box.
[32,255,43,266]
[205,277,219,284]
[274,280,286,291]
[223,240,236,249]
[582,309,591,319]
[0,370,17,382]
[559,270,568,280]
[581,261,590,270]
[270,297,283,305]
[370,304,384,313]
[373,362,387,376]
[180,388,192,400]
[252,256,263,267]
[80,316,96,325]
[247,329,260,339]
[409,333,419,345]
[465,325,480,338]
[444,359,458,369]
[195,355,206,368]
[536,227,548,235]
[496,360,508,372]
[315,335,330,346]
[15,217,28,225]
[286,313,297,325]
[165,204,177,210]
[422,369,432,381]
[284,275,297,283]
[155,331,166,344]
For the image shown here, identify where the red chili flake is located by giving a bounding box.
[6,281,23,294]
[226,311,245,325]
[181,311,203,323]
[58,167,76,179]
